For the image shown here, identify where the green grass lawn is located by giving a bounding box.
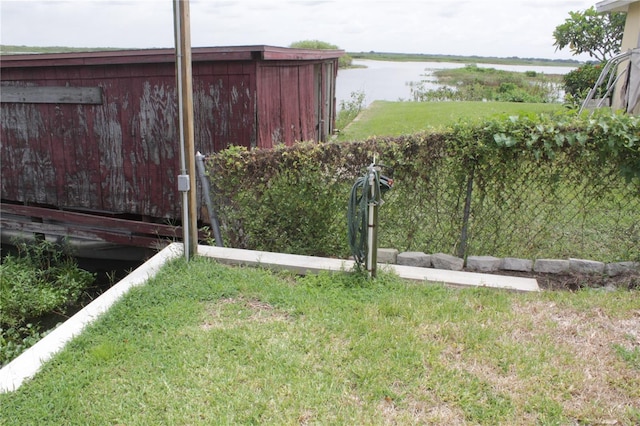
[2,256,638,425]
[337,100,563,141]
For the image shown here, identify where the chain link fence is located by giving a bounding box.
[209,131,640,263]
[378,151,639,263]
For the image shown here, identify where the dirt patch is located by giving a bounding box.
[436,301,640,423]
[496,270,640,291]
[200,296,291,330]
[376,394,468,425]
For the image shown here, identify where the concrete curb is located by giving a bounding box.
[198,246,539,292]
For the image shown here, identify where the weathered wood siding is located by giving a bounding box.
[1,46,341,224]
[193,61,256,152]
[256,61,336,147]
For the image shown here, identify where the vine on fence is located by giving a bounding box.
[206,110,639,262]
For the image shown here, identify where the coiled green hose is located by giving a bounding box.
[347,165,392,267]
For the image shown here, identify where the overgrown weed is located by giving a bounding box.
[0,239,94,366]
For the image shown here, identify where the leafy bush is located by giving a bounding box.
[563,62,608,99]
[0,325,44,367]
[236,166,345,256]
[336,90,366,130]
[208,144,351,255]
[207,110,640,262]
[0,240,94,366]
[289,40,352,68]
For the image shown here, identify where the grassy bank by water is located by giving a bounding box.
[350,52,582,67]
[1,256,638,425]
[336,100,562,141]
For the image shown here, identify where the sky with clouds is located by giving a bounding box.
[1,0,600,60]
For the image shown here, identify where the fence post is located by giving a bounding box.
[457,163,475,259]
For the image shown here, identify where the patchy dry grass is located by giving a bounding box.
[1,257,638,425]
[508,300,640,421]
[200,296,292,331]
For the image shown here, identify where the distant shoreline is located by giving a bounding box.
[0,45,128,55]
[349,51,583,67]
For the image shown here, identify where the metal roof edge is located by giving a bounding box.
[0,45,344,68]
[259,45,345,60]
[596,0,637,12]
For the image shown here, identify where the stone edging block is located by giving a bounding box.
[396,251,431,268]
[466,255,501,272]
[431,253,464,271]
[384,249,639,277]
[534,259,571,274]
[605,261,640,277]
[501,257,533,272]
[377,248,399,264]
[569,258,605,275]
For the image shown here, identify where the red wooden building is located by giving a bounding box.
[0,46,343,254]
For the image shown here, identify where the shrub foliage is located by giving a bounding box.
[552,6,625,62]
[0,240,94,366]
[206,110,640,262]
[288,40,352,69]
[410,64,561,103]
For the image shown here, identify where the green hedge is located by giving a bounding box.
[563,63,608,98]
[206,110,640,262]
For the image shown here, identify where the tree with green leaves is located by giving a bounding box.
[289,40,352,68]
[553,6,626,62]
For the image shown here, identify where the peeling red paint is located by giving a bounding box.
[0,46,342,226]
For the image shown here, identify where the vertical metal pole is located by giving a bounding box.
[366,165,378,278]
[457,164,475,259]
[174,0,198,259]
[174,0,188,260]
[195,151,223,247]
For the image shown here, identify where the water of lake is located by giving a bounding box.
[335,59,578,110]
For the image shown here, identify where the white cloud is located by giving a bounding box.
[1,0,596,59]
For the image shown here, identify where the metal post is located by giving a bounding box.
[195,151,223,247]
[366,163,378,278]
[457,164,474,259]
[173,0,198,260]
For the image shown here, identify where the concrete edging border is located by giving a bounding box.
[198,245,539,292]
